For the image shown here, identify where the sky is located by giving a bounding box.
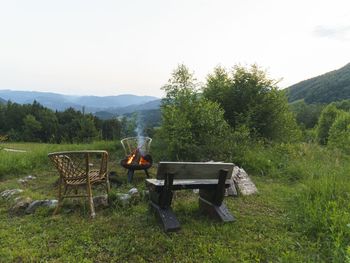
[0,0,350,98]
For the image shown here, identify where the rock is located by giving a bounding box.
[231,166,258,196]
[193,189,199,194]
[128,187,138,196]
[18,175,37,184]
[93,194,109,209]
[116,193,131,206]
[25,199,58,214]
[10,197,33,215]
[25,175,36,180]
[0,189,23,199]
[226,182,238,197]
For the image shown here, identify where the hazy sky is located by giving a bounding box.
[1,0,349,98]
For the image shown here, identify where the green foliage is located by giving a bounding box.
[316,104,341,145]
[158,65,230,161]
[287,63,350,104]
[328,111,350,153]
[289,100,324,129]
[22,114,42,142]
[76,116,99,143]
[203,65,300,142]
[0,101,127,143]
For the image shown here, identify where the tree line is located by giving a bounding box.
[0,101,138,143]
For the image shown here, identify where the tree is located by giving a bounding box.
[22,114,42,141]
[76,115,99,143]
[316,104,341,145]
[102,119,121,140]
[203,65,300,142]
[328,111,350,153]
[158,64,230,161]
[289,100,324,129]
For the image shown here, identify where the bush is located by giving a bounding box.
[316,104,341,145]
[203,65,301,142]
[328,111,350,153]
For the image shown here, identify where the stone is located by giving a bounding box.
[225,181,238,197]
[93,194,109,209]
[128,187,139,196]
[231,166,258,196]
[116,193,131,206]
[18,175,37,184]
[10,197,33,215]
[0,189,23,199]
[25,199,58,214]
[193,189,199,194]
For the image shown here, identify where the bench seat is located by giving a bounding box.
[146,178,231,190]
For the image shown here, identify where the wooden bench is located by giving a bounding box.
[146,162,235,232]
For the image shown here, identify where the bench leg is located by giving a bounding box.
[149,201,180,232]
[198,195,234,222]
[149,184,180,232]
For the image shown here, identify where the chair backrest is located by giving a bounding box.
[121,137,152,156]
[156,162,234,180]
[48,151,108,180]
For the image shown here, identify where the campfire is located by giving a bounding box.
[122,148,152,170]
[120,137,153,183]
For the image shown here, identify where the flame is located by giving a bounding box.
[126,152,136,165]
[139,156,149,165]
[126,148,150,166]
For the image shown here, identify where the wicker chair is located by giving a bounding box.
[48,150,110,218]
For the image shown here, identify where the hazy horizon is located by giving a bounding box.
[1,0,350,97]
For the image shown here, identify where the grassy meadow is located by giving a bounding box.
[1,141,350,262]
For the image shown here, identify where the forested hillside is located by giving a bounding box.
[286,63,350,103]
[0,101,152,143]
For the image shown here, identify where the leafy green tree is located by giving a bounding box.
[328,111,350,153]
[22,114,42,141]
[289,100,324,129]
[203,65,300,142]
[102,119,121,140]
[76,115,99,143]
[159,64,230,161]
[37,109,59,143]
[316,104,341,145]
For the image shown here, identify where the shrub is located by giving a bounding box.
[316,104,341,145]
[328,111,350,154]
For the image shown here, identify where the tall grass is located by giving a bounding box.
[236,142,350,261]
[0,141,121,178]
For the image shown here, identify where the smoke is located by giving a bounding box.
[134,114,145,154]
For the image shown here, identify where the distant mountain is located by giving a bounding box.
[0,97,6,104]
[286,63,350,104]
[0,90,159,112]
[110,99,161,115]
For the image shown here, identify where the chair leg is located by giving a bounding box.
[53,181,64,215]
[86,182,96,218]
[106,178,110,194]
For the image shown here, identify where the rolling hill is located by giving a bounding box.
[286,63,350,104]
[0,90,159,113]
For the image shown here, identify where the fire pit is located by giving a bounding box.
[120,136,152,183]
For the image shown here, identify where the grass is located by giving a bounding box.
[1,141,350,262]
